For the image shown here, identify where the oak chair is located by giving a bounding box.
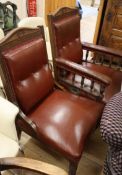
[0,157,67,175]
[0,26,104,175]
[48,7,122,103]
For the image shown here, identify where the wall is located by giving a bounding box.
[0,0,45,19]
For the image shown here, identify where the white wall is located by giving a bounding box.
[0,0,45,19]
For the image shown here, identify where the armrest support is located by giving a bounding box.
[54,81,66,91]
[82,42,122,58]
[18,110,37,131]
[0,157,67,175]
[55,58,111,101]
[15,110,37,139]
[56,58,111,86]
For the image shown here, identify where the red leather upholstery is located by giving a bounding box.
[53,12,83,63]
[29,90,104,161]
[48,7,122,103]
[0,27,104,175]
[2,37,54,114]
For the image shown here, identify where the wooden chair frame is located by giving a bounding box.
[0,26,105,175]
[0,157,67,175]
[48,7,122,102]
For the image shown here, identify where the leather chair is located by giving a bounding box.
[0,97,20,158]
[0,157,67,175]
[48,7,122,103]
[100,91,122,175]
[0,26,104,175]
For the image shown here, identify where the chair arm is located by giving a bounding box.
[0,157,67,175]
[56,58,111,101]
[56,58,111,86]
[82,41,122,58]
[54,81,67,91]
[16,110,37,139]
[18,110,37,130]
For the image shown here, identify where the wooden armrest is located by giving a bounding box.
[56,58,111,86]
[0,157,67,175]
[18,110,37,131]
[82,41,122,58]
[15,110,37,139]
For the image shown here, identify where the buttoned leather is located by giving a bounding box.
[0,27,104,165]
[49,8,122,102]
[2,37,54,114]
[54,13,83,63]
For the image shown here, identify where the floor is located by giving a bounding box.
[3,127,107,175]
[2,1,108,175]
[19,128,107,175]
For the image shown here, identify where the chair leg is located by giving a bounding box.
[69,161,78,175]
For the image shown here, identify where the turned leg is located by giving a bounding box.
[69,161,78,175]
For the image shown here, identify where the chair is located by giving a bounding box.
[48,7,122,103]
[0,96,20,158]
[100,92,122,174]
[0,26,104,175]
[18,17,53,64]
[0,157,67,175]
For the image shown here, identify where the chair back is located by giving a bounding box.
[0,27,54,114]
[18,17,50,42]
[48,7,83,63]
[18,17,52,61]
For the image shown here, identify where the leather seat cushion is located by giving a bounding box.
[82,62,122,102]
[28,90,104,160]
